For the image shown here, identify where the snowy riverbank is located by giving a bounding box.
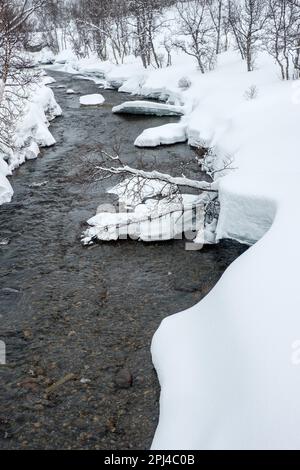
[40,47,300,449]
[0,76,62,206]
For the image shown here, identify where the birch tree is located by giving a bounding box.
[227,0,268,71]
[265,0,300,79]
[174,0,217,73]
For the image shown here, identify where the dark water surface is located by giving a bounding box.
[0,72,247,449]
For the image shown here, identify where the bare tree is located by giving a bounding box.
[208,0,224,54]
[265,0,300,80]
[70,0,132,64]
[174,0,217,73]
[128,0,168,69]
[227,0,268,71]
[37,0,70,53]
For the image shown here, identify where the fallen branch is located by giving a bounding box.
[95,165,218,193]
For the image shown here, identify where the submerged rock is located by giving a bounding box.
[1,287,20,294]
[29,181,48,188]
[112,101,184,117]
[114,368,133,389]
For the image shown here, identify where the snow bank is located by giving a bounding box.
[150,53,300,450]
[79,94,105,106]
[134,122,187,147]
[112,101,184,116]
[0,158,13,205]
[0,76,62,204]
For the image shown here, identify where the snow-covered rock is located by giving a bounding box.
[112,101,184,117]
[134,123,187,147]
[79,94,105,106]
[66,89,76,94]
[42,76,56,86]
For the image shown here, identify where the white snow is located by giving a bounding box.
[66,89,76,94]
[42,76,56,85]
[148,53,300,450]
[112,101,184,116]
[79,94,105,106]
[14,82,62,153]
[0,159,13,205]
[37,48,55,65]
[134,122,187,147]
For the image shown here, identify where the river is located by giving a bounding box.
[0,71,247,449]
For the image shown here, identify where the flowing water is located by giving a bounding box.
[0,71,247,449]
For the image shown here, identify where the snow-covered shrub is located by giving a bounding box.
[178,77,192,90]
[244,85,258,101]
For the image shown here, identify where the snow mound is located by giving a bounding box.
[37,48,55,65]
[112,101,184,116]
[135,122,187,147]
[16,84,62,151]
[79,94,105,106]
[0,81,61,204]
